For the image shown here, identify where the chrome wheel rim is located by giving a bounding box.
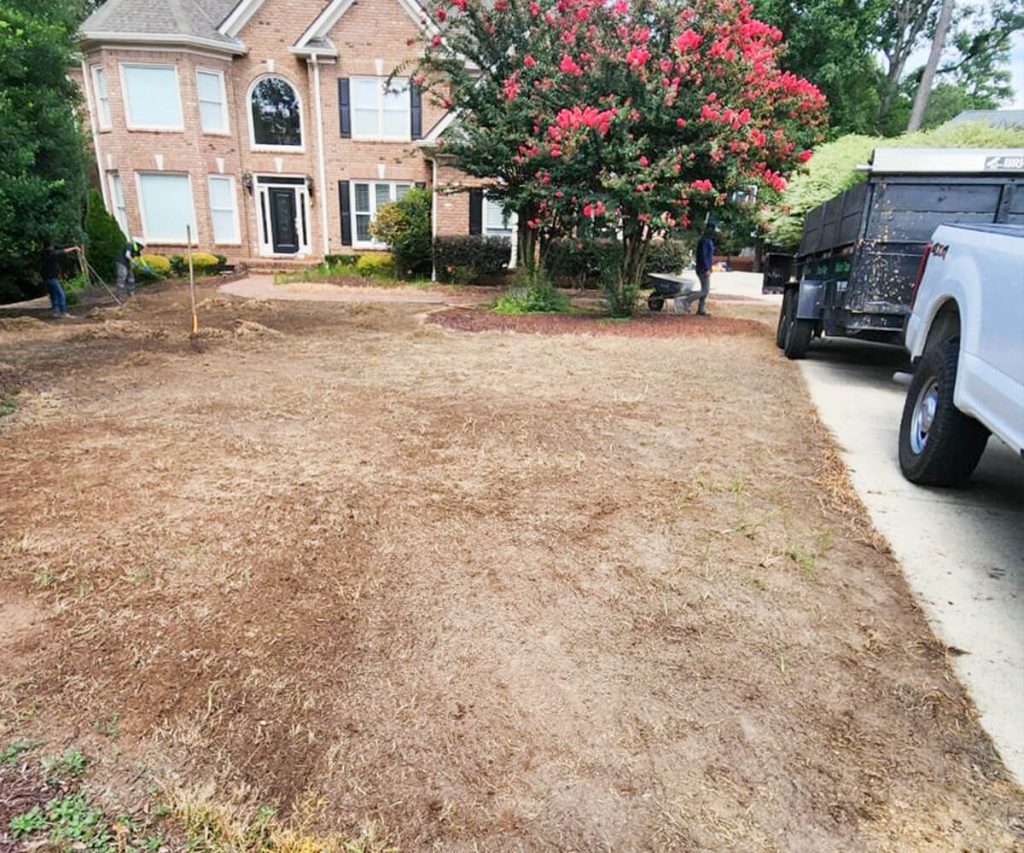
[910,379,939,455]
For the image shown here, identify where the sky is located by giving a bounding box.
[1008,30,1024,109]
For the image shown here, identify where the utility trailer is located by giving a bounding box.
[765,148,1024,359]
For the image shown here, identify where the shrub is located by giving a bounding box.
[545,237,691,287]
[169,255,187,277]
[325,253,360,269]
[355,252,396,279]
[369,188,432,279]
[84,189,126,283]
[433,235,511,283]
[494,282,571,314]
[133,254,170,281]
[63,273,89,306]
[191,252,222,275]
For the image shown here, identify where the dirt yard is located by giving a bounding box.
[0,281,1021,851]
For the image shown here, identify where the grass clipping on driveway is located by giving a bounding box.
[0,285,1021,850]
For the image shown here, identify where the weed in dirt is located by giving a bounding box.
[788,544,818,578]
[42,747,88,782]
[1,737,39,765]
[9,805,47,837]
[94,711,121,739]
[33,569,54,589]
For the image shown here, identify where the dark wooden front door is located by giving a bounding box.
[269,188,299,254]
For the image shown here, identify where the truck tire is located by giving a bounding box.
[776,290,793,349]
[783,316,813,360]
[898,338,989,486]
[648,294,664,312]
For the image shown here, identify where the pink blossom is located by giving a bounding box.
[559,54,583,75]
[503,77,519,100]
[612,0,628,12]
[626,45,649,67]
[674,29,701,52]
[524,54,536,67]
[530,0,540,13]
[452,0,466,7]
[798,149,813,162]
[639,155,649,166]
[434,7,446,21]
[431,34,442,47]
[691,179,713,192]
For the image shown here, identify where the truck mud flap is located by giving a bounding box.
[796,280,824,320]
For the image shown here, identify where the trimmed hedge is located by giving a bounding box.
[545,237,691,287]
[355,252,396,278]
[434,235,511,283]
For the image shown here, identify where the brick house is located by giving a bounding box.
[75,0,514,266]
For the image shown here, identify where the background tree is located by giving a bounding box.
[0,0,89,301]
[416,0,825,314]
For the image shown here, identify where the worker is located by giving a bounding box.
[41,241,80,319]
[115,237,144,300]
[691,220,715,317]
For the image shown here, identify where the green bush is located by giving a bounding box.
[494,283,571,314]
[169,255,186,277]
[545,237,691,287]
[325,253,360,269]
[191,252,222,275]
[355,252,396,279]
[63,273,89,306]
[132,254,169,281]
[434,236,511,283]
[369,188,432,279]
[84,189,126,283]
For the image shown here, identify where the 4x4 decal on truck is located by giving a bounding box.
[984,155,1024,171]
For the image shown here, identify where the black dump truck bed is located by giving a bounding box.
[765,147,1024,358]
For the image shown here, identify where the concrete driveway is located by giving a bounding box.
[798,338,1024,783]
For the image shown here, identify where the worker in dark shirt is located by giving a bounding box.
[41,242,80,319]
[689,221,716,317]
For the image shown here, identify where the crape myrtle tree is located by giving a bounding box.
[412,0,826,314]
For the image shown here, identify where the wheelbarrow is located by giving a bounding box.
[646,273,698,311]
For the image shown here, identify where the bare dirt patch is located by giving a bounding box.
[0,279,1020,850]
[430,303,766,337]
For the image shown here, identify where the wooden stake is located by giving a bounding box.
[187,225,198,334]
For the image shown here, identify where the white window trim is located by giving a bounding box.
[247,74,305,153]
[255,176,312,258]
[196,68,230,136]
[350,76,411,142]
[208,175,241,246]
[119,63,184,132]
[483,193,517,239]
[135,172,198,245]
[92,64,112,131]
[350,180,413,249]
[108,173,129,235]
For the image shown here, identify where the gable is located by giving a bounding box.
[293,0,435,55]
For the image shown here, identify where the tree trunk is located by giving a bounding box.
[907,0,955,132]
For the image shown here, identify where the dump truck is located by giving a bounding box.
[764,147,1024,359]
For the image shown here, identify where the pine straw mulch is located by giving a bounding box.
[0,280,1021,851]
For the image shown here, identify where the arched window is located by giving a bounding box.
[250,76,302,148]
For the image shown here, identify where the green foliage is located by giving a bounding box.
[64,272,89,305]
[368,188,432,279]
[1,738,37,765]
[355,253,396,279]
[763,122,1024,247]
[433,236,511,283]
[168,255,187,277]
[546,237,692,287]
[324,253,360,268]
[84,190,126,283]
[0,0,89,300]
[43,747,88,782]
[132,254,168,282]
[190,252,222,275]
[494,279,571,314]
[9,806,47,837]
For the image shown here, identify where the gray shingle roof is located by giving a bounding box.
[948,109,1024,129]
[81,0,243,47]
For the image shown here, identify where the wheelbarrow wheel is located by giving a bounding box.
[648,294,665,312]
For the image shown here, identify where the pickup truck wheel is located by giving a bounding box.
[898,338,989,486]
[783,316,813,360]
[776,290,793,349]
[647,294,664,312]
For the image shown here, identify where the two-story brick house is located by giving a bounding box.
[75,0,514,266]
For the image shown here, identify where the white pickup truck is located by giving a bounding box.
[899,223,1024,486]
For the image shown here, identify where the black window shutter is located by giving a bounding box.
[415,181,426,190]
[410,84,422,139]
[339,181,352,246]
[339,78,351,138]
[469,189,483,235]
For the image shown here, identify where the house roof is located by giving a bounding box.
[947,109,1024,129]
[80,0,246,53]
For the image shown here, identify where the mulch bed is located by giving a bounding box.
[429,305,769,337]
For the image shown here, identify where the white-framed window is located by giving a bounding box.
[484,195,517,239]
[351,77,410,140]
[249,76,303,149]
[352,181,412,246]
[197,69,228,134]
[92,65,112,130]
[121,64,183,130]
[208,175,239,244]
[107,173,129,235]
[136,172,196,243]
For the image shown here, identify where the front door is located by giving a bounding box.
[269,188,299,254]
